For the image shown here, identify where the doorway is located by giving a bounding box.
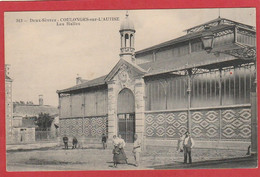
[117,88,135,143]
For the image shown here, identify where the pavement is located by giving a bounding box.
[5,142,258,171]
[6,141,59,151]
[150,154,258,169]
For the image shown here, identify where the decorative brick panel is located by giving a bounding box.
[145,106,251,142]
[60,118,83,137]
[145,111,187,138]
[60,116,108,138]
[221,108,251,140]
[191,110,220,139]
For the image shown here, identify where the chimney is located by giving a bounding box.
[76,76,82,85]
[39,95,43,106]
[5,64,10,78]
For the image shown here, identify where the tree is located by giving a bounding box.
[36,113,53,130]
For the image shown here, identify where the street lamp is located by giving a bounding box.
[201,26,256,59]
[201,26,257,156]
[201,26,214,53]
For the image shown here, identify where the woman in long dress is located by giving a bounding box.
[112,135,127,167]
[118,135,128,163]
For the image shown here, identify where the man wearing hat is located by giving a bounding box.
[183,131,195,164]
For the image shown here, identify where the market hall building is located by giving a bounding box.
[57,14,256,150]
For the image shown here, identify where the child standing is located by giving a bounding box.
[113,145,120,168]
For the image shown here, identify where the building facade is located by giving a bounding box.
[57,14,256,149]
[12,95,59,143]
[5,64,13,144]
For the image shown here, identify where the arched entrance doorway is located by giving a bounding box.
[117,88,135,143]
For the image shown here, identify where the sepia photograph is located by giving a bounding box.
[4,8,257,171]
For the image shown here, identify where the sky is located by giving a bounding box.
[4,8,256,107]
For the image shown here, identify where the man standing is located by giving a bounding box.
[63,135,69,149]
[183,132,195,164]
[101,133,107,149]
[72,136,78,149]
[133,134,141,167]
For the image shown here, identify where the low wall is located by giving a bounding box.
[145,138,250,150]
[145,104,251,142]
[59,116,108,138]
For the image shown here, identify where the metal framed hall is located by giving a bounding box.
[57,13,257,150]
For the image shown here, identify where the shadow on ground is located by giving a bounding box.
[148,155,258,169]
[25,158,87,165]
[7,146,104,153]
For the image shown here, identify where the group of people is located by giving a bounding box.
[63,133,141,167]
[62,131,194,167]
[62,136,78,149]
[112,134,141,168]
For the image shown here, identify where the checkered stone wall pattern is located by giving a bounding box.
[191,110,220,139]
[145,106,251,141]
[221,108,251,140]
[60,116,108,137]
[145,111,188,138]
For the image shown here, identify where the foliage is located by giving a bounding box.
[36,113,53,129]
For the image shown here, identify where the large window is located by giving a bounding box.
[71,94,83,117]
[59,88,108,118]
[146,80,167,110]
[145,76,187,111]
[145,64,255,111]
[214,33,234,47]
[191,70,220,107]
[84,89,108,116]
[237,31,256,46]
[221,64,255,105]
[167,76,187,109]
[60,95,71,118]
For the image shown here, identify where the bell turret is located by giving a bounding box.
[119,12,136,62]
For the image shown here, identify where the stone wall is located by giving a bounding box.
[60,116,108,138]
[145,105,251,142]
[12,128,35,143]
[5,81,13,144]
[107,63,145,145]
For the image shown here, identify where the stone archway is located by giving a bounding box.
[117,88,135,143]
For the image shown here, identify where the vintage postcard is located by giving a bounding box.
[1,2,259,177]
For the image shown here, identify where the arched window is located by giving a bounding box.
[130,34,133,48]
[117,88,135,114]
[125,34,129,48]
[121,34,124,48]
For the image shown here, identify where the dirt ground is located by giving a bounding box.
[6,145,252,171]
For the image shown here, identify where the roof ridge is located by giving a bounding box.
[57,74,107,93]
[136,24,233,55]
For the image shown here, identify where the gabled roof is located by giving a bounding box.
[22,118,37,128]
[139,43,250,76]
[57,75,107,93]
[184,17,255,33]
[58,43,252,93]
[57,59,147,93]
[57,18,255,94]
[136,17,255,56]
[105,58,147,82]
[13,105,58,117]
[135,24,233,55]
